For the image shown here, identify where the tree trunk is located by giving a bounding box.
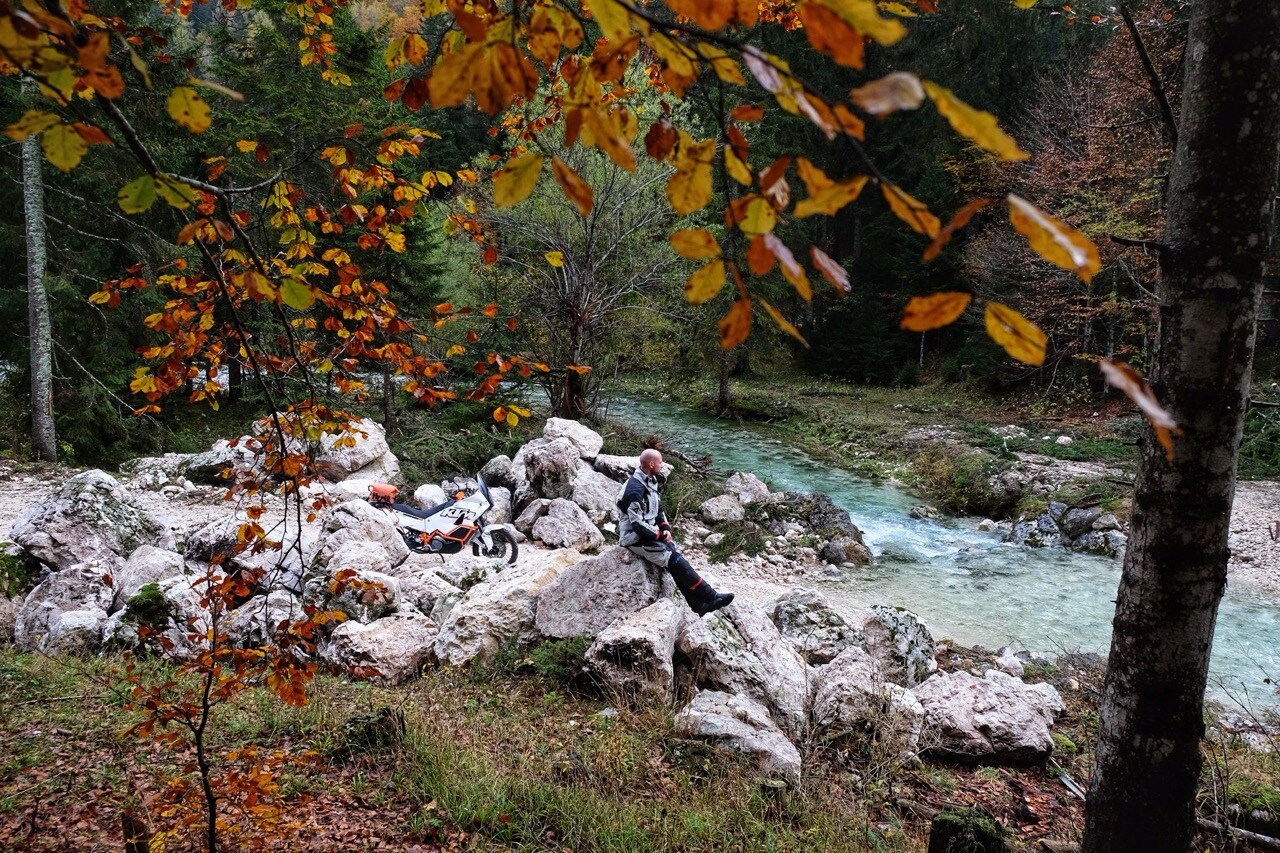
[22,78,55,463]
[1083,3,1280,850]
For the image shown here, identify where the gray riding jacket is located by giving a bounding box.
[616,468,669,547]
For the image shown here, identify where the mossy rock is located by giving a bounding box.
[0,546,35,598]
[123,582,174,630]
[928,806,1006,853]
[1050,732,1078,756]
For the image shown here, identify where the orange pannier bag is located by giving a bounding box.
[368,483,399,504]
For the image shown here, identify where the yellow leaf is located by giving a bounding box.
[117,175,157,213]
[41,123,88,172]
[167,86,211,134]
[506,411,520,427]
[812,0,907,46]
[1012,0,1039,7]
[759,298,809,347]
[797,158,834,194]
[551,157,594,217]
[670,229,721,259]
[685,259,726,305]
[900,292,972,331]
[545,250,565,267]
[404,33,429,66]
[737,197,777,236]
[445,344,466,357]
[1007,194,1101,283]
[4,110,60,142]
[718,297,752,349]
[280,278,315,310]
[698,43,745,85]
[923,81,1028,161]
[1099,360,1180,460]
[494,153,544,207]
[666,136,715,214]
[879,1,918,15]
[725,146,752,186]
[882,183,940,238]
[850,71,925,116]
[985,301,1047,366]
[795,176,868,218]
[234,270,278,302]
[586,0,638,41]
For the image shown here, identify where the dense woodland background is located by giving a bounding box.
[2,0,1278,469]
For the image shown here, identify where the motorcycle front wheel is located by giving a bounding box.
[474,528,518,564]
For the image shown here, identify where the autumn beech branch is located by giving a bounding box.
[1119,3,1179,149]
[1109,233,1169,254]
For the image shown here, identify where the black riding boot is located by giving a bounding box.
[667,553,734,617]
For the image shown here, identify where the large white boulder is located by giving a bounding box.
[534,547,664,639]
[413,483,448,509]
[725,472,771,505]
[394,569,463,617]
[10,470,175,571]
[514,498,552,534]
[516,438,582,503]
[321,612,438,685]
[486,486,513,526]
[676,602,810,738]
[913,669,1065,763]
[314,500,410,570]
[585,598,686,706]
[699,494,745,525]
[766,588,862,665]
[14,559,116,652]
[314,417,392,481]
[861,605,937,687]
[531,499,604,552]
[232,526,316,594]
[113,545,186,610]
[480,455,515,490]
[543,418,604,458]
[304,568,401,624]
[331,450,401,501]
[673,690,801,786]
[106,571,220,657]
[570,465,622,521]
[432,549,582,667]
[226,591,303,646]
[124,453,194,491]
[811,646,924,757]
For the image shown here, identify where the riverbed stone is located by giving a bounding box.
[811,646,925,757]
[1059,506,1103,539]
[585,597,685,706]
[818,536,873,566]
[766,588,861,665]
[413,484,448,510]
[10,470,175,572]
[913,669,1064,763]
[673,690,801,786]
[700,494,745,525]
[861,605,937,687]
[14,560,116,653]
[514,498,553,534]
[535,547,663,639]
[725,472,771,505]
[481,455,516,490]
[313,417,392,481]
[542,418,604,458]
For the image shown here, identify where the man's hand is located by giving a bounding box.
[659,529,673,543]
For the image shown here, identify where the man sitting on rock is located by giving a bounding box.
[618,448,734,616]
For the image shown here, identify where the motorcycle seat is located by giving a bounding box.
[388,500,454,520]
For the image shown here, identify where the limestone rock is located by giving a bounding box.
[570,465,622,520]
[231,527,316,594]
[227,591,303,646]
[725,472,770,505]
[394,569,462,617]
[185,438,262,484]
[673,691,801,786]
[909,505,941,521]
[531,499,604,552]
[861,605,937,687]
[410,483,448,510]
[480,455,515,490]
[0,596,17,645]
[699,494,745,525]
[113,545,186,610]
[321,612,438,685]
[514,498,552,534]
[535,547,664,639]
[913,669,1064,763]
[486,486,513,526]
[1058,506,1103,539]
[314,500,410,570]
[676,603,810,738]
[542,417,604,458]
[10,470,175,571]
[994,647,1025,678]
[766,588,861,665]
[585,598,685,706]
[518,438,582,502]
[124,453,194,491]
[432,549,582,667]
[304,568,401,624]
[811,646,924,756]
[427,554,506,591]
[314,417,392,481]
[818,536,873,566]
[14,560,115,652]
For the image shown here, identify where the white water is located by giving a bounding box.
[606,394,1280,711]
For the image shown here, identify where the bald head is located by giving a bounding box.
[639,448,664,476]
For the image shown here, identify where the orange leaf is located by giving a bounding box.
[882,183,940,238]
[850,71,925,116]
[1007,194,1101,283]
[759,298,809,347]
[900,292,971,331]
[668,0,735,29]
[922,198,992,262]
[718,297,752,349]
[810,247,850,294]
[747,235,775,275]
[552,157,594,216]
[1099,360,1181,460]
[812,0,907,45]
[670,229,721,259]
[985,301,1047,366]
[731,104,765,122]
[800,3,867,68]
